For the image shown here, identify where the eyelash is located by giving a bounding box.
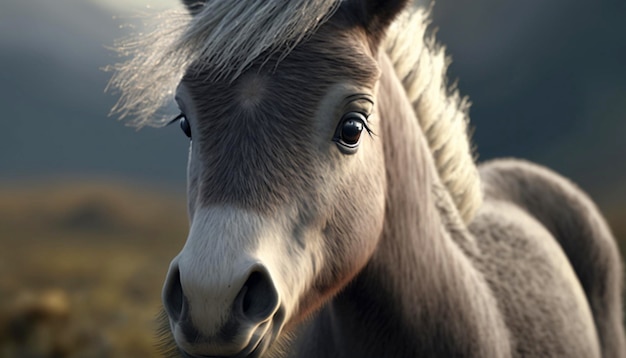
[167,112,192,139]
[167,113,185,126]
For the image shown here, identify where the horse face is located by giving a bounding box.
[161,22,388,357]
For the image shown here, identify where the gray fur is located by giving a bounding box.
[140,1,625,357]
[280,52,624,358]
[476,159,626,357]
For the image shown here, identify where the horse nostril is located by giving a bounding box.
[236,268,279,322]
[163,264,184,322]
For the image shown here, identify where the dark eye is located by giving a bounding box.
[341,118,364,145]
[179,115,191,139]
[167,113,191,139]
[334,112,368,154]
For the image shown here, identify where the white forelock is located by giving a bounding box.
[107,0,342,127]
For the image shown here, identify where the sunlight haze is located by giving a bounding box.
[89,0,176,12]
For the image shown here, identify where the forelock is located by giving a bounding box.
[107,0,342,127]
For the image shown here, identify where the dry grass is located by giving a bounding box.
[0,181,188,357]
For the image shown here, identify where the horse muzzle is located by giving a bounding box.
[162,260,284,358]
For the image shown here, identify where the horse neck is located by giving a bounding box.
[318,53,512,357]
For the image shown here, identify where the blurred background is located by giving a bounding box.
[1,0,624,356]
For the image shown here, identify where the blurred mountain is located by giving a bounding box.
[1,0,624,206]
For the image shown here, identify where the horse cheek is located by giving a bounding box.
[323,148,386,301]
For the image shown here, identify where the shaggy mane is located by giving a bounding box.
[385,5,482,223]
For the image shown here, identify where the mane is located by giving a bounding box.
[107,0,342,126]
[384,4,483,223]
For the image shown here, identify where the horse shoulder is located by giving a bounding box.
[474,158,625,357]
[467,159,602,357]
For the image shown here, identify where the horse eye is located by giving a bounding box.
[340,117,364,145]
[179,115,191,139]
[167,113,191,139]
[333,112,369,154]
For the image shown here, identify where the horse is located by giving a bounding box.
[108,0,626,357]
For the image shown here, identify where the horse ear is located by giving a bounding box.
[181,0,205,15]
[351,0,411,43]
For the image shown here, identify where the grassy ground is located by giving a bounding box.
[0,182,188,357]
[0,181,624,357]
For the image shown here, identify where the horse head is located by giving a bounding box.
[159,1,409,356]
